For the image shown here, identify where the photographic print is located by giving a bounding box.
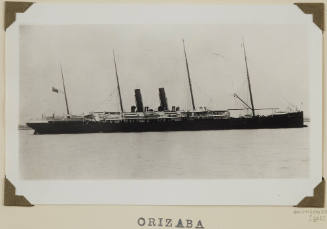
[20,24,309,179]
[5,3,322,204]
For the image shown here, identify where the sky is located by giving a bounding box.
[19,24,309,123]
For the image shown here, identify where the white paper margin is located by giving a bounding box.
[5,3,322,205]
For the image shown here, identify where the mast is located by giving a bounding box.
[242,40,255,117]
[113,50,124,113]
[182,39,196,110]
[60,64,70,115]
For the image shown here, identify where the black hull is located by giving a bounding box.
[26,111,305,134]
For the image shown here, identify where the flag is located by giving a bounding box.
[52,87,59,93]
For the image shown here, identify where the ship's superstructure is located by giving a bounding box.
[26,41,304,134]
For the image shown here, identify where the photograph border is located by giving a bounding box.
[2,1,325,206]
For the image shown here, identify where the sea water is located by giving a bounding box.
[19,127,309,179]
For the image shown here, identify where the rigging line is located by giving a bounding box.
[233,93,252,110]
[86,87,117,112]
[281,96,297,108]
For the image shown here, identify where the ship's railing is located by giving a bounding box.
[41,109,232,122]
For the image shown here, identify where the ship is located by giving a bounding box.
[26,40,304,134]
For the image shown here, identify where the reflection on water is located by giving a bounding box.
[19,127,309,179]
